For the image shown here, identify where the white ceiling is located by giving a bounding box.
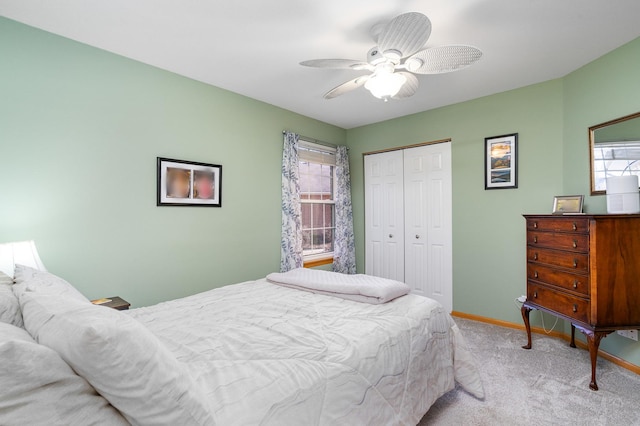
[2,0,640,129]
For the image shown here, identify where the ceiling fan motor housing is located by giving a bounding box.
[367,47,385,65]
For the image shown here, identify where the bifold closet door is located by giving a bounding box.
[364,150,404,281]
[403,143,452,312]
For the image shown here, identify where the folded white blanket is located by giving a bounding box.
[266,268,410,304]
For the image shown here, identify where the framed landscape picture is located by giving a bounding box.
[484,133,518,190]
[157,157,222,207]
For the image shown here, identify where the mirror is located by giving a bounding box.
[590,112,640,195]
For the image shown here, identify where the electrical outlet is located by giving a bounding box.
[517,295,526,303]
[616,330,639,341]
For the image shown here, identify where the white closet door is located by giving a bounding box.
[403,143,452,312]
[365,150,405,281]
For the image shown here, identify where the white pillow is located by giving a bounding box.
[0,322,129,426]
[12,264,88,302]
[21,292,216,426]
[0,283,23,327]
[0,271,12,285]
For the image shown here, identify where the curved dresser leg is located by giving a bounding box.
[570,324,577,348]
[521,304,533,350]
[585,331,609,391]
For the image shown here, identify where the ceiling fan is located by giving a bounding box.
[301,12,482,101]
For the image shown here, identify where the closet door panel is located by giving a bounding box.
[404,144,452,312]
[427,146,452,312]
[427,176,447,302]
[404,147,428,297]
[404,152,427,295]
[368,181,383,278]
[365,151,404,281]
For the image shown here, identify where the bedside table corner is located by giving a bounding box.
[91,296,131,311]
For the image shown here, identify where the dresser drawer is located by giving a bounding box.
[527,217,589,233]
[527,248,589,272]
[528,232,589,252]
[527,282,590,323]
[527,264,589,296]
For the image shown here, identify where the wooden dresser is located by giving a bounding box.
[521,214,640,390]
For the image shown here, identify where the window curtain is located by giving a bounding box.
[333,146,356,274]
[280,131,303,272]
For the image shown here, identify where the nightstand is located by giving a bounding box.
[91,296,130,311]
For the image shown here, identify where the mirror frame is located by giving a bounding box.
[589,111,640,195]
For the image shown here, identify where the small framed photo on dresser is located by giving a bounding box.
[484,133,518,190]
[552,195,584,214]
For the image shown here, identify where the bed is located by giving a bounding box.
[1,266,483,425]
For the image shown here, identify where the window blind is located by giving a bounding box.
[298,140,336,166]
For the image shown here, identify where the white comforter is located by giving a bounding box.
[127,279,483,425]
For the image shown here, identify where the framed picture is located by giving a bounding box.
[552,195,584,215]
[484,133,518,190]
[157,157,222,207]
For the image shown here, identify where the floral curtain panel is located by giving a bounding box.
[333,146,356,274]
[280,132,303,272]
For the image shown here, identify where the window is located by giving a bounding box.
[298,140,336,262]
[593,141,640,192]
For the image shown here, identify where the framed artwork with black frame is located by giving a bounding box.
[157,157,222,207]
[484,133,518,190]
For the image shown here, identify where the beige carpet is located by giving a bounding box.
[419,318,640,426]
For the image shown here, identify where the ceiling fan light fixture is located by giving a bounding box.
[364,71,407,100]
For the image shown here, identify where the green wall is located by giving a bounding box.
[348,36,640,367]
[0,17,345,306]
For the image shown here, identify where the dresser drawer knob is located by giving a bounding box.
[572,222,577,231]
[573,280,578,289]
[573,304,578,313]
[534,253,538,261]
[573,259,578,268]
[389,234,393,238]
[572,240,578,248]
[534,291,538,298]
[533,236,538,244]
[534,271,539,279]
[533,222,538,229]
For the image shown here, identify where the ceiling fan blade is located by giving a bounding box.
[324,75,370,99]
[392,72,419,99]
[300,59,371,70]
[406,45,483,74]
[369,21,387,43]
[377,12,431,59]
